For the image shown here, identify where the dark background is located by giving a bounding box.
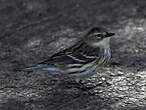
[0,0,146,110]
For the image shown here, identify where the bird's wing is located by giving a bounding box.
[24,41,102,72]
[39,41,101,68]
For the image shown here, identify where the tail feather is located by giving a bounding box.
[23,65,64,72]
[23,65,48,72]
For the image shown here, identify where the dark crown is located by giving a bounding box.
[87,27,107,35]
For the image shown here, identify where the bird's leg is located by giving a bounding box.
[73,79,95,95]
[75,80,88,89]
[63,78,82,88]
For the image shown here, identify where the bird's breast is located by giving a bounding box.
[96,48,111,66]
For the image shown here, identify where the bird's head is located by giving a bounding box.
[85,27,115,48]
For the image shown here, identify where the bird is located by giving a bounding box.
[24,27,115,83]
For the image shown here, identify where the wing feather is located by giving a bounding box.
[38,41,102,70]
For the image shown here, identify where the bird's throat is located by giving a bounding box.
[91,38,110,48]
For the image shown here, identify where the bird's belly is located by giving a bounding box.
[69,65,98,79]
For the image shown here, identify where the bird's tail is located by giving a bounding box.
[22,64,63,73]
[23,64,48,72]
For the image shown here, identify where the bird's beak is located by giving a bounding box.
[104,32,115,38]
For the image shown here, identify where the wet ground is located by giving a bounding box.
[0,0,146,110]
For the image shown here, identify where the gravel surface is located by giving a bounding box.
[0,0,146,110]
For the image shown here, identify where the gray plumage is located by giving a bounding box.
[24,27,115,82]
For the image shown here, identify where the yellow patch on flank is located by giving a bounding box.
[54,63,61,67]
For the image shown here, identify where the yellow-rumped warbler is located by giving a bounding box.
[24,27,115,82]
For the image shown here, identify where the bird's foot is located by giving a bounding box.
[66,80,95,95]
[80,81,96,95]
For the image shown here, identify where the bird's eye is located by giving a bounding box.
[96,34,102,37]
